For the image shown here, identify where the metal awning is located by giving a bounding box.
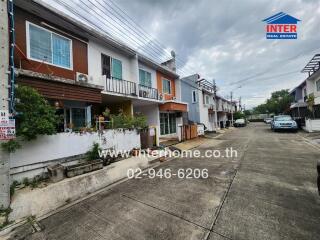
[301,54,320,75]
[290,102,307,109]
[196,79,215,92]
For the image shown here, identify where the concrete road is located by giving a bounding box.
[11,123,320,240]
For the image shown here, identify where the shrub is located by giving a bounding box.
[15,86,59,141]
[86,142,102,161]
[1,139,21,153]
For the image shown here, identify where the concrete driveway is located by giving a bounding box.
[9,123,320,240]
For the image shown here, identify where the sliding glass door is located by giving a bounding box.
[160,112,176,135]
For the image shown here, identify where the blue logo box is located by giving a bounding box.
[266,33,297,39]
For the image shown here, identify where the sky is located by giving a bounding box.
[45,0,320,109]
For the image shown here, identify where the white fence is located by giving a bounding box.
[303,119,320,132]
[10,129,141,181]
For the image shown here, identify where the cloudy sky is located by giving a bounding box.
[46,0,320,109]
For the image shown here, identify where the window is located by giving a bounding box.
[160,113,176,135]
[64,108,87,130]
[111,58,122,80]
[162,79,171,94]
[101,55,122,80]
[101,54,111,78]
[205,95,210,105]
[316,80,320,92]
[27,22,72,69]
[192,90,197,103]
[139,69,152,87]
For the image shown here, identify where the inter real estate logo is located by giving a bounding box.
[262,12,300,39]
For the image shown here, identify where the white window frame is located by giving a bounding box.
[192,90,197,103]
[26,21,73,70]
[205,95,210,105]
[162,78,171,94]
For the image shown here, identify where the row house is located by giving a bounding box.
[180,74,236,131]
[13,0,187,144]
[290,54,320,131]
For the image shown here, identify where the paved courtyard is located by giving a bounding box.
[9,123,320,240]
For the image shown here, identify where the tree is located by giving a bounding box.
[253,89,293,115]
[233,111,245,120]
[15,86,58,141]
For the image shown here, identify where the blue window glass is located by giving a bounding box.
[29,24,52,63]
[111,58,122,80]
[52,34,71,68]
[28,23,71,69]
[139,69,152,87]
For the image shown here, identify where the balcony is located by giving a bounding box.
[104,77,137,96]
[138,84,159,100]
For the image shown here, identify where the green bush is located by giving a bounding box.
[111,112,147,129]
[86,142,102,161]
[1,139,21,153]
[15,86,59,141]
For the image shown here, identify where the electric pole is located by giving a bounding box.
[230,91,234,126]
[0,0,10,208]
[213,79,219,131]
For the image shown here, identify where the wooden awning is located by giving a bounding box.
[17,77,102,103]
[159,102,187,112]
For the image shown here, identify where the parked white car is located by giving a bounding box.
[234,118,246,127]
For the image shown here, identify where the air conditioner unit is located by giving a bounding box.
[76,72,89,82]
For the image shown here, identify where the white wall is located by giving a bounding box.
[133,104,160,145]
[88,39,138,85]
[304,119,320,132]
[138,62,157,89]
[199,92,214,131]
[10,130,141,181]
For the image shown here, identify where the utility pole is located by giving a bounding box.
[213,79,219,131]
[230,91,234,127]
[0,0,10,208]
[239,97,241,111]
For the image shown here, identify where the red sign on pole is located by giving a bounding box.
[0,111,15,140]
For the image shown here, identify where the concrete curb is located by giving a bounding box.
[0,161,160,238]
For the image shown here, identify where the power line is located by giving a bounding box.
[229,45,320,86]
[105,0,198,75]
[56,0,174,69]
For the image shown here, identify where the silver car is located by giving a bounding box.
[271,115,298,132]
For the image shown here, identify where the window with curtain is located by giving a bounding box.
[139,69,152,87]
[162,79,171,94]
[28,23,72,69]
[111,58,122,80]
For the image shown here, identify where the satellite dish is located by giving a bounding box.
[171,50,176,58]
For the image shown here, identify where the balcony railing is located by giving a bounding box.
[105,77,137,96]
[138,84,159,100]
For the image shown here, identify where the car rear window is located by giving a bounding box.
[274,116,292,121]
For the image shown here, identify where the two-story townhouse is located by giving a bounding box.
[289,80,307,121]
[14,0,188,144]
[212,95,237,128]
[180,74,218,132]
[14,0,104,132]
[302,54,320,106]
